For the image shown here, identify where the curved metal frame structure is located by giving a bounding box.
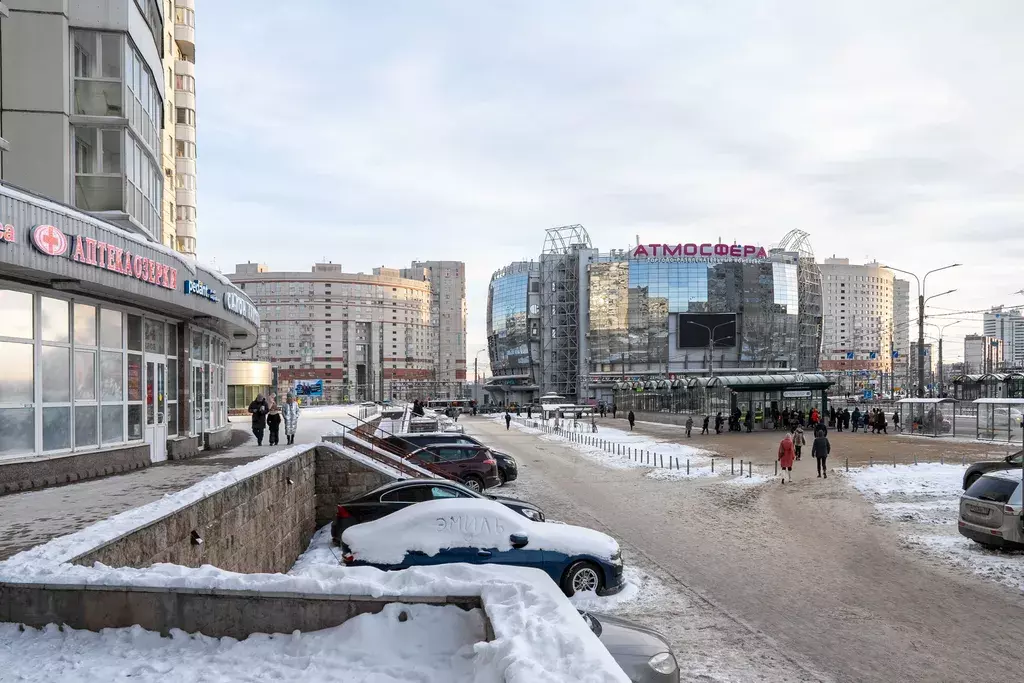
[777,229,823,371]
[541,225,592,400]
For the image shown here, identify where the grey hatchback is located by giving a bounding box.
[583,611,679,682]
[958,470,1024,549]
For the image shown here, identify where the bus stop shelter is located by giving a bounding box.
[973,398,1024,443]
[897,398,957,437]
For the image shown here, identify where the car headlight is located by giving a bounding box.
[648,652,677,675]
[521,508,542,521]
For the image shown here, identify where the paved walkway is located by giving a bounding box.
[0,407,358,560]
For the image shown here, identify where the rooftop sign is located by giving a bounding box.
[223,290,260,327]
[631,243,768,262]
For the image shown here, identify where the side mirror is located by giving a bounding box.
[510,533,529,549]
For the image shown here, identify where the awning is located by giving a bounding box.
[704,373,833,390]
[972,398,1024,405]
[896,398,958,404]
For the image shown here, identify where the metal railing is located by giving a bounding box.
[333,412,455,481]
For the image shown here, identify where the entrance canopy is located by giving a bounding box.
[705,373,833,390]
[896,398,957,404]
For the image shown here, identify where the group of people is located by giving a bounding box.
[778,420,831,483]
[247,393,301,446]
[826,405,898,434]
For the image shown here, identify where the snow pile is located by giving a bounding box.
[2,444,316,568]
[843,463,1024,594]
[0,603,488,683]
[343,498,619,565]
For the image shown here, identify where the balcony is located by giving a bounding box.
[174,24,195,58]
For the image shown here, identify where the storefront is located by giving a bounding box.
[227,360,273,415]
[0,183,257,489]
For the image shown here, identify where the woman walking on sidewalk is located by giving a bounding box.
[685,415,694,437]
[627,410,636,431]
[778,433,796,484]
[702,415,710,434]
[793,426,806,461]
[812,430,831,478]
[282,393,300,445]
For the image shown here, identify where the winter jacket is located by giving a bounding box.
[282,402,300,435]
[793,429,806,447]
[778,436,796,468]
[812,436,831,459]
[248,398,268,428]
[266,408,282,429]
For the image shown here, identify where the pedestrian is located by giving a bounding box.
[778,433,796,484]
[781,408,789,431]
[612,403,617,419]
[745,410,753,433]
[600,403,606,418]
[516,404,521,417]
[248,393,269,446]
[266,399,282,446]
[793,425,805,461]
[591,414,598,433]
[812,429,831,478]
[852,407,861,433]
[685,415,694,437]
[282,392,300,445]
[527,405,532,419]
[627,410,636,431]
[893,410,900,433]
[412,399,425,417]
[811,407,819,426]
[714,411,723,434]
[814,421,827,438]
[878,410,888,435]
[829,406,836,428]
[702,415,710,435]
[504,410,512,430]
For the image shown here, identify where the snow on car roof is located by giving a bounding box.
[343,498,618,565]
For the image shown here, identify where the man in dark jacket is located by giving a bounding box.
[248,394,269,446]
[812,431,831,478]
[852,407,862,432]
[627,410,636,431]
[504,410,512,430]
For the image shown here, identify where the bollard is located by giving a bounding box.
[659,453,663,468]
[870,457,873,467]
[893,454,896,468]
[740,459,743,474]
[962,455,966,466]
[775,460,778,476]
[732,457,735,475]
[748,461,752,477]
[846,457,849,472]
[940,455,944,465]
[712,458,715,473]
[914,454,917,465]
[687,459,690,474]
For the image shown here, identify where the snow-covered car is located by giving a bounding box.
[962,450,1023,489]
[958,470,1024,549]
[341,498,625,596]
[582,611,679,682]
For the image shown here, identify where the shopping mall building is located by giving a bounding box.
[486,226,824,409]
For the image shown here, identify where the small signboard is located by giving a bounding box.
[783,389,811,398]
[863,390,874,400]
[294,379,324,398]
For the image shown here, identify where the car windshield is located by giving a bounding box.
[965,476,1021,504]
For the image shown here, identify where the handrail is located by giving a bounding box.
[332,415,455,481]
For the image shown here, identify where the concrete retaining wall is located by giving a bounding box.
[314,446,396,526]
[0,444,151,495]
[0,582,486,640]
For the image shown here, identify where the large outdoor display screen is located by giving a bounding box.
[677,313,737,348]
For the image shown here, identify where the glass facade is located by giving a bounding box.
[588,257,802,371]
[487,270,531,376]
[189,329,228,437]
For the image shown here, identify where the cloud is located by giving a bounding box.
[194,0,1024,360]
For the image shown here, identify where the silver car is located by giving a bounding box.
[958,470,1024,549]
[581,611,679,682]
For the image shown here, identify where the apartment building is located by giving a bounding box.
[403,260,468,396]
[819,258,901,372]
[983,307,1024,368]
[227,261,467,402]
[893,278,911,377]
[964,334,1005,375]
[171,0,197,256]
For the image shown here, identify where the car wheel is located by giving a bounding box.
[498,469,507,486]
[562,561,602,596]
[463,475,484,493]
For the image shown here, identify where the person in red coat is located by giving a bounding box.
[810,407,819,425]
[778,433,796,484]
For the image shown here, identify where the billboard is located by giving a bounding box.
[678,313,737,349]
[293,379,324,398]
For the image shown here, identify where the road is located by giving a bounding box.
[464,416,1024,683]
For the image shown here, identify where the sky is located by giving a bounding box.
[195,0,1024,365]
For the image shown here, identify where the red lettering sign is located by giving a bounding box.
[0,224,16,244]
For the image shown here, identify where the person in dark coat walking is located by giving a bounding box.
[248,394,269,446]
[745,410,753,432]
[714,412,724,434]
[685,415,694,437]
[612,403,617,419]
[812,431,831,478]
[411,400,425,417]
[702,415,710,434]
[852,407,862,432]
[893,410,901,433]
[504,410,512,430]
[527,405,532,419]
[627,410,636,431]
[266,398,282,446]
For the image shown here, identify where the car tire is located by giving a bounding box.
[498,469,507,486]
[463,475,485,493]
[562,561,603,597]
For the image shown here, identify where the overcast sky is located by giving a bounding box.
[196,1,1024,365]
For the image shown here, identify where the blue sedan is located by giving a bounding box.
[341,498,625,596]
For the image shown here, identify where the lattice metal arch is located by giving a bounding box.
[777,229,823,371]
[541,225,591,400]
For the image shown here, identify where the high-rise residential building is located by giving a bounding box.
[964,334,1005,375]
[172,0,197,256]
[893,279,911,379]
[403,261,468,397]
[818,258,895,373]
[983,307,1024,368]
[910,341,935,391]
[227,261,467,402]
[0,1,168,240]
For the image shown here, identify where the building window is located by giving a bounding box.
[73,127,124,215]
[175,107,196,125]
[174,74,196,93]
[72,31,123,117]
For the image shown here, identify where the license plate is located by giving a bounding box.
[967,505,990,516]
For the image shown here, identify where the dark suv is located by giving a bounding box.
[385,433,518,484]
[405,444,501,491]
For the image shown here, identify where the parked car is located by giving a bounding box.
[582,611,678,682]
[385,432,518,484]
[962,450,1023,489]
[405,444,501,492]
[341,498,625,596]
[331,479,545,544]
[958,470,1024,549]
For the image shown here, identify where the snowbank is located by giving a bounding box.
[0,603,488,683]
[845,463,965,500]
[343,498,619,565]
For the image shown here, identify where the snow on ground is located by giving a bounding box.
[843,463,1024,593]
[0,603,488,683]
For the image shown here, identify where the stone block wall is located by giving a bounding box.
[74,450,317,575]
[0,444,151,495]
[314,445,396,526]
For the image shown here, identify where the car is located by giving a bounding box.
[581,611,679,682]
[341,498,625,597]
[330,479,545,544]
[958,470,1024,549]
[405,444,501,492]
[385,432,518,484]
[962,450,1023,489]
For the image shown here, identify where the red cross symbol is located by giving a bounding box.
[32,224,68,256]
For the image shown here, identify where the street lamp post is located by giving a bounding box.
[882,264,961,397]
[688,321,733,378]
